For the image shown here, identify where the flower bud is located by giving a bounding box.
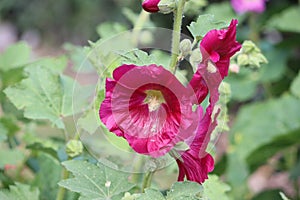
[179,39,192,57]
[237,40,268,68]
[142,0,160,13]
[189,48,202,72]
[66,139,83,158]
[158,0,176,14]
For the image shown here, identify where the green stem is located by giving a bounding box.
[132,10,150,47]
[169,0,186,73]
[141,171,154,192]
[248,13,259,43]
[56,167,69,200]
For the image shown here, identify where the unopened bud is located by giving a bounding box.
[179,39,192,57]
[237,40,268,68]
[66,139,83,158]
[189,48,202,72]
[142,0,160,13]
[158,0,176,14]
[237,54,249,66]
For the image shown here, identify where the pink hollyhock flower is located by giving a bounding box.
[142,0,160,13]
[200,19,242,79]
[231,0,266,14]
[100,64,199,157]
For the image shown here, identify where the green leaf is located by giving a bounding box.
[246,129,300,172]
[0,149,24,169]
[4,65,90,129]
[97,22,127,39]
[64,44,94,73]
[291,71,300,99]
[187,14,227,40]
[202,175,230,200]
[226,95,300,198]
[0,42,31,71]
[0,122,8,142]
[26,141,59,160]
[58,160,135,199]
[0,183,39,200]
[33,153,61,200]
[26,56,68,73]
[167,181,203,200]
[204,2,243,23]
[267,6,300,33]
[137,189,165,200]
[77,109,100,134]
[137,181,203,200]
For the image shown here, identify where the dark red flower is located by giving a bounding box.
[200,19,242,79]
[100,64,199,157]
[142,0,160,13]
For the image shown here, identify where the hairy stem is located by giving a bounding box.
[56,167,69,200]
[169,0,186,73]
[141,171,154,192]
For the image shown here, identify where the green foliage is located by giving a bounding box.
[0,149,24,169]
[0,183,39,200]
[137,181,203,200]
[202,175,231,200]
[226,95,300,197]
[187,14,227,40]
[291,71,300,99]
[4,65,90,129]
[0,42,31,71]
[58,160,135,200]
[267,6,300,33]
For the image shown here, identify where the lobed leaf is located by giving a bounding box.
[0,183,39,200]
[58,160,135,200]
[4,65,91,129]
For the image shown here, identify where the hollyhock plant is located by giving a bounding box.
[231,0,266,14]
[174,20,242,183]
[142,0,161,13]
[99,64,199,157]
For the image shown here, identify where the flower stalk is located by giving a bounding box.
[141,171,154,192]
[169,0,186,73]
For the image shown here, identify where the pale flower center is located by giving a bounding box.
[144,90,166,112]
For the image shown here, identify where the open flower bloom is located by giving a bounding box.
[142,0,160,13]
[231,0,266,14]
[100,64,199,157]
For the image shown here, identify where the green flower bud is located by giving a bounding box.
[66,139,83,158]
[237,54,249,66]
[158,0,176,14]
[179,39,192,57]
[237,40,268,69]
[189,48,202,72]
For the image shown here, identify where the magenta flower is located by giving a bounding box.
[142,0,160,13]
[231,0,266,14]
[100,64,199,157]
[200,19,242,79]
